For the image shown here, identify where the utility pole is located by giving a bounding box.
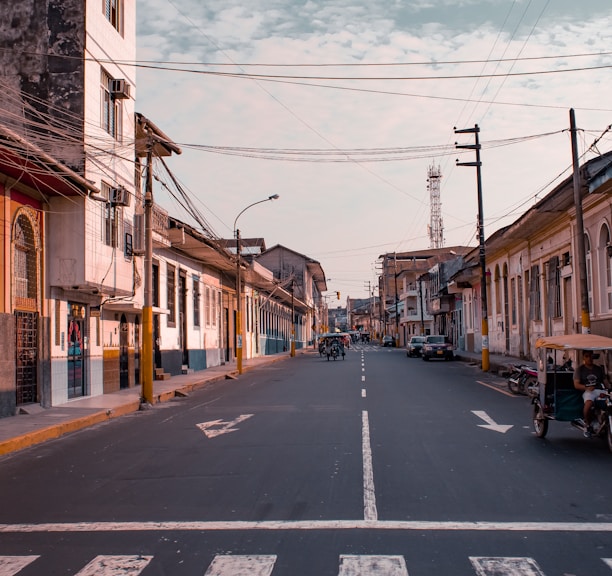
[455,124,489,371]
[141,138,154,405]
[570,109,591,334]
[394,253,399,347]
[290,281,296,357]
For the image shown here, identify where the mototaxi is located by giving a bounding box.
[532,333,612,452]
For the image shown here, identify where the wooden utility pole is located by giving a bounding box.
[455,125,489,371]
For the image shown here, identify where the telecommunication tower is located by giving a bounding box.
[427,164,444,248]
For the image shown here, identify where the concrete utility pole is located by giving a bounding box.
[394,253,399,347]
[142,138,154,405]
[455,124,489,372]
[570,108,591,334]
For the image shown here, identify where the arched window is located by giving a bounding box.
[598,224,612,312]
[12,208,40,310]
[585,233,593,313]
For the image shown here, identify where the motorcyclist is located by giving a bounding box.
[573,350,610,437]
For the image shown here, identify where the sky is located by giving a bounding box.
[134,0,612,299]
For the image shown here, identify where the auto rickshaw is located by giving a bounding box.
[532,333,612,452]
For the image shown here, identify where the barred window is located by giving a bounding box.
[167,264,176,325]
[193,276,200,327]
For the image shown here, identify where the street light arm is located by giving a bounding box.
[233,194,279,235]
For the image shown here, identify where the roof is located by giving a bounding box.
[0,122,98,197]
[258,244,328,292]
[535,333,612,351]
[485,151,612,253]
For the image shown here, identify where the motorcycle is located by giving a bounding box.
[532,334,612,453]
[507,364,537,395]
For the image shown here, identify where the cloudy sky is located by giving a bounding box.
[135,0,612,298]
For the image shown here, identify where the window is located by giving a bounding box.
[13,213,38,305]
[101,69,122,140]
[167,264,176,325]
[598,225,612,311]
[103,0,123,34]
[547,256,562,318]
[494,266,501,315]
[100,182,118,247]
[205,287,211,326]
[152,262,160,307]
[529,265,541,320]
[585,234,593,313]
[193,276,200,327]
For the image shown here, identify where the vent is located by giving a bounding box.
[110,79,130,100]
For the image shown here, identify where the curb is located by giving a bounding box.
[0,353,294,458]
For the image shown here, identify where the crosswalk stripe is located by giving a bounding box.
[470,556,545,576]
[339,555,409,575]
[75,555,153,575]
[604,559,612,569]
[203,555,276,575]
[0,556,39,576]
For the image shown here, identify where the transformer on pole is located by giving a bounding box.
[427,164,444,249]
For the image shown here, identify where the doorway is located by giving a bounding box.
[15,311,38,405]
[67,315,85,398]
[119,314,129,389]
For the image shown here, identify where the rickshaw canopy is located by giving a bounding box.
[535,333,612,351]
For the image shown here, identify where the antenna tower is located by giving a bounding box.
[427,164,444,248]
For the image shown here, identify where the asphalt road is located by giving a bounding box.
[1,345,611,575]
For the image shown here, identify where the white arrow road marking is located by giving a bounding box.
[204,555,276,576]
[472,410,514,433]
[0,556,39,576]
[196,414,253,438]
[339,555,408,576]
[76,555,152,576]
[470,556,544,576]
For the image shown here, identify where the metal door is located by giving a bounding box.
[15,311,38,405]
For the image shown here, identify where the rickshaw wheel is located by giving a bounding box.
[533,402,548,438]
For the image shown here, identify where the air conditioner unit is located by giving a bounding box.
[110,186,130,207]
[110,78,130,100]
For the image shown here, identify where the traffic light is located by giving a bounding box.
[336,291,340,300]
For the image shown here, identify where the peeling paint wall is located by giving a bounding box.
[0,0,85,172]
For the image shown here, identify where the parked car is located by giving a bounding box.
[422,335,454,361]
[382,335,395,347]
[407,335,427,357]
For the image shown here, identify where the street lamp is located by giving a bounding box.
[233,194,279,374]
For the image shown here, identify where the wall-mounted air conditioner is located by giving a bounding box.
[110,186,130,207]
[110,78,130,99]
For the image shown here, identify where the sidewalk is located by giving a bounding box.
[0,351,300,458]
[0,347,526,458]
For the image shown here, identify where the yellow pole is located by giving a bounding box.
[236,228,243,374]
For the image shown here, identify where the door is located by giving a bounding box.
[15,311,38,405]
[67,316,85,399]
[179,273,188,366]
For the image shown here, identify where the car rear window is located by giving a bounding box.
[427,336,446,344]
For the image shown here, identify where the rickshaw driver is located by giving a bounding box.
[573,350,610,437]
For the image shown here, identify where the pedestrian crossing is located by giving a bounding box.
[2,554,612,575]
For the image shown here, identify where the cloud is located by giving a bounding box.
[135,0,612,296]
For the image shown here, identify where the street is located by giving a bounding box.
[1,346,612,575]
